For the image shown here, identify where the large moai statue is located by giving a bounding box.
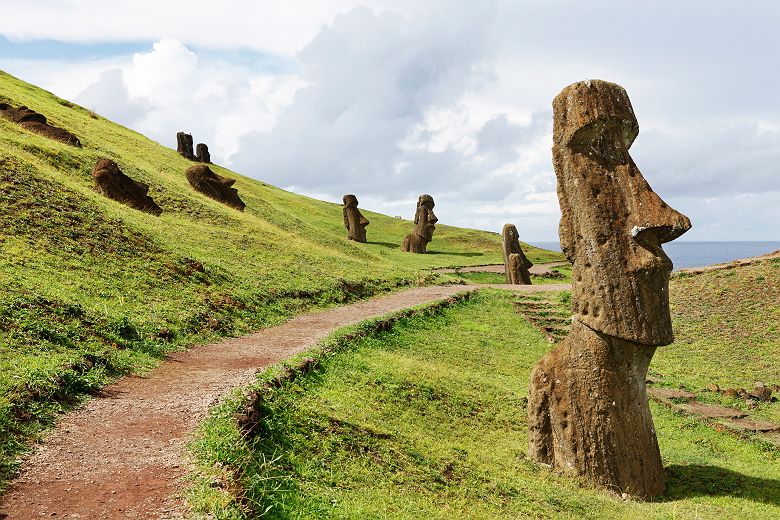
[92,159,162,215]
[401,194,438,254]
[196,143,211,163]
[527,80,691,497]
[502,223,532,284]
[342,194,369,243]
[176,132,196,160]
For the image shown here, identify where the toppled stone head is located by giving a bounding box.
[0,103,81,147]
[502,223,533,284]
[553,80,691,345]
[196,143,211,163]
[342,194,369,243]
[176,132,196,160]
[402,194,438,253]
[92,159,162,215]
[185,164,245,211]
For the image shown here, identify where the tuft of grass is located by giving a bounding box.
[188,290,780,519]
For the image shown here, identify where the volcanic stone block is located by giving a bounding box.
[196,143,211,163]
[185,164,245,211]
[342,194,369,242]
[502,223,532,284]
[0,103,81,147]
[176,132,196,160]
[92,159,162,215]
[527,80,692,498]
[402,194,437,254]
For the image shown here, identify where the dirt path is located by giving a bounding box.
[436,261,570,276]
[0,283,570,519]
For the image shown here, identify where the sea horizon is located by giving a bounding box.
[528,240,780,270]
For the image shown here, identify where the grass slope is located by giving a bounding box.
[0,69,563,485]
[653,258,780,423]
[189,290,780,519]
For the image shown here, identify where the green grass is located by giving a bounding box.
[0,69,563,487]
[653,260,780,423]
[188,290,780,519]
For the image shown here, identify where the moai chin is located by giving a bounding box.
[527,80,691,498]
[402,194,438,253]
[342,194,369,243]
[502,223,532,284]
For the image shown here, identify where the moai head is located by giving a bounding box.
[342,194,369,242]
[552,80,691,345]
[413,194,438,243]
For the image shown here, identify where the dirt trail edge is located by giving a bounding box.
[0,283,570,519]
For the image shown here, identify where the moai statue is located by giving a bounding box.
[92,159,162,215]
[527,80,691,497]
[176,132,196,160]
[196,143,211,163]
[0,103,81,147]
[185,164,245,211]
[502,223,532,284]
[402,194,438,253]
[342,194,369,243]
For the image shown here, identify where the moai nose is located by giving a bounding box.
[630,189,692,246]
[429,211,438,225]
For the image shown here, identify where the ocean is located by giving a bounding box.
[528,241,780,270]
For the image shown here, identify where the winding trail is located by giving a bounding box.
[436,261,570,276]
[0,281,571,519]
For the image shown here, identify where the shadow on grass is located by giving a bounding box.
[661,464,780,507]
[427,251,484,257]
[366,241,400,249]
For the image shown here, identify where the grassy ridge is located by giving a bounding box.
[0,69,563,485]
[188,290,780,519]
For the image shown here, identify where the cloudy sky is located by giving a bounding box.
[1,0,778,241]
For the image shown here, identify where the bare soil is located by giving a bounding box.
[436,261,570,276]
[0,283,568,519]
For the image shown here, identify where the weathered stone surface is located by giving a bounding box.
[502,224,532,284]
[185,164,245,211]
[92,159,162,215]
[0,103,81,147]
[342,194,369,243]
[176,132,196,160]
[528,80,692,498]
[402,194,437,254]
[196,143,211,163]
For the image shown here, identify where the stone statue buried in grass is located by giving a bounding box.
[185,164,245,211]
[502,223,532,284]
[527,80,691,497]
[342,194,369,243]
[402,194,438,254]
[92,159,162,215]
[0,103,81,147]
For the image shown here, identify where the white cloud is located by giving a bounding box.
[1,0,779,240]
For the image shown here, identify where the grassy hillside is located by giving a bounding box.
[189,290,780,519]
[0,69,563,484]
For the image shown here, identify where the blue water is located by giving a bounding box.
[528,241,780,270]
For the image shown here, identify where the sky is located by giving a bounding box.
[1,0,778,241]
